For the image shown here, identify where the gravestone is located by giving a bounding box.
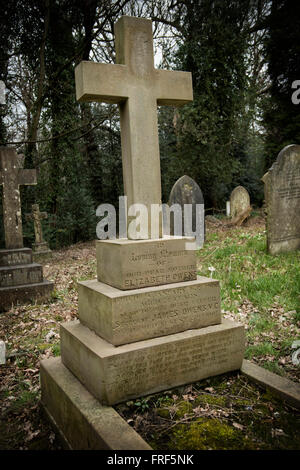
[226,201,230,217]
[0,147,53,311]
[262,144,300,254]
[230,186,250,219]
[40,16,244,449]
[26,204,51,255]
[167,175,205,248]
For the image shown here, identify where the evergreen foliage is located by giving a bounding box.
[0,1,298,247]
[264,0,300,168]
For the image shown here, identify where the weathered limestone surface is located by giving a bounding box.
[60,319,245,405]
[96,236,197,290]
[0,247,53,312]
[0,248,32,266]
[75,16,193,238]
[33,242,51,255]
[0,263,43,287]
[230,186,250,219]
[0,280,53,311]
[40,16,245,448]
[262,144,300,254]
[0,147,37,249]
[78,276,221,345]
[26,204,51,254]
[40,357,151,450]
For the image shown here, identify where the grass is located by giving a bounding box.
[197,221,300,380]
[0,219,299,450]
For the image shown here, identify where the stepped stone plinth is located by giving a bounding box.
[0,146,54,312]
[78,276,221,345]
[96,236,197,290]
[60,319,244,405]
[42,232,244,406]
[0,248,53,311]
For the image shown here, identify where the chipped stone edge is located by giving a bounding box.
[241,359,300,410]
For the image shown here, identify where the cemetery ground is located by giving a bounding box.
[0,213,299,450]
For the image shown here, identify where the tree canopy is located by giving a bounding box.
[0,0,299,248]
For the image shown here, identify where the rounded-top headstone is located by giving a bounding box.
[263,144,300,254]
[167,175,204,246]
[230,186,250,218]
[169,175,204,208]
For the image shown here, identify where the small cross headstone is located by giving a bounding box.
[26,204,50,254]
[167,175,205,248]
[0,147,37,249]
[263,144,300,254]
[0,81,5,105]
[75,16,193,239]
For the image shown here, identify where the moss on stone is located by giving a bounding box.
[169,418,253,450]
[194,394,227,407]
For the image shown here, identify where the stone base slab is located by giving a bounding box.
[40,357,151,450]
[96,236,197,290]
[0,280,54,312]
[0,248,32,267]
[78,276,221,346]
[60,319,245,405]
[0,263,43,288]
[33,242,52,255]
[241,360,300,409]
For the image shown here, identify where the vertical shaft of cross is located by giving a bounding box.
[115,17,163,237]
[0,147,37,249]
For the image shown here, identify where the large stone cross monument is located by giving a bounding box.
[75,16,192,237]
[0,138,53,308]
[40,17,245,450]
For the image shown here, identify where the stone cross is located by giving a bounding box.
[75,16,193,238]
[0,147,37,249]
[26,204,48,245]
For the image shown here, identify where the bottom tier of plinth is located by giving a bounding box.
[59,318,245,405]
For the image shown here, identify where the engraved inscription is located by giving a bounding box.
[113,286,221,340]
[1,252,31,266]
[265,146,300,252]
[0,267,41,287]
[97,238,198,290]
[104,328,244,399]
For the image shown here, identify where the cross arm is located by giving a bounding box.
[75,61,130,104]
[18,169,37,185]
[155,70,193,106]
